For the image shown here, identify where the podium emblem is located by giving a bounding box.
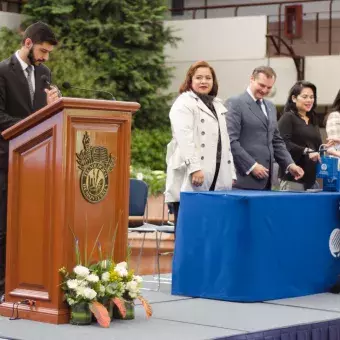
[76,132,116,203]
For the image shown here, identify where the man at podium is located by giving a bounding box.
[0,21,59,296]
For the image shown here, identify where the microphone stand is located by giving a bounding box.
[63,84,116,101]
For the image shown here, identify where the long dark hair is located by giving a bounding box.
[330,90,340,112]
[324,89,340,126]
[282,81,317,124]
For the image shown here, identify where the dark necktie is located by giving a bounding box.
[26,65,34,105]
[256,99,267,118]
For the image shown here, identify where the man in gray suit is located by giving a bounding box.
[226,66,304,190]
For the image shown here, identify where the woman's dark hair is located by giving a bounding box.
[179,60,218,97]
[330,89,340,112]
[324,89,340,126]
[282,81,317,124]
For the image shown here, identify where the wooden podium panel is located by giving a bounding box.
[0,98,139,323]
[65,109,131,270]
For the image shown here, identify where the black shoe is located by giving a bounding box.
[330,282,340,294]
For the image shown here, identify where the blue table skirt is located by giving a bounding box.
[172,190,340,302]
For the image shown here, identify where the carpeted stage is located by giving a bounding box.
[0,274,340,340]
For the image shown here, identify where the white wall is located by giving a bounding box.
[165,16,267,61]
[0,12,22,30]
[165,14,340,106]
[167,58,297,105]
[167,55,340,106]
[165,15,298,105]
[305,56,340,106]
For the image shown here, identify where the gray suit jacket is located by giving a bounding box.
[225,91,293,189]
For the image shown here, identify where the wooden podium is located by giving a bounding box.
[0,97,140,323]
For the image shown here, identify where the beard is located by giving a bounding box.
[27,46,36,65]
[27,45,44,66]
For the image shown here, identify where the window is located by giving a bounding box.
[172,0,184,16]
[284,5,303,39]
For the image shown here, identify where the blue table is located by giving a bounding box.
[172,190,340,302]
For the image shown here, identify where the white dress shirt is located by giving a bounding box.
[245,87,266,174]
[15,50,35,92]
[247,87,267,117]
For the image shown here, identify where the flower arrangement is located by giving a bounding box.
[59,264,111,327]
[59,255,152,326]
[59,265,100,306]
[98,260,151,320]
[59,217,152,327]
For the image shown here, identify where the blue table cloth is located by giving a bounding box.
[172,190,340,302]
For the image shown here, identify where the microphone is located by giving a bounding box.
[62,82,116,101]
[41,74,51,89]
[41,75,62,98]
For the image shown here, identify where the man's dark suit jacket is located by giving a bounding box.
[226,91,293,190]
[0,54,51,169]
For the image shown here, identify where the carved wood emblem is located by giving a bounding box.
[76,132,116,203]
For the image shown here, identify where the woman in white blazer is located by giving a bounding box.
[165,61,236,228]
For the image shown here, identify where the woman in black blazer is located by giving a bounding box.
[278,81,322,191]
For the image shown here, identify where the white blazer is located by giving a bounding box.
[165,91,236,203]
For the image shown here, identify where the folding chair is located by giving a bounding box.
[154,201,175,290]
[128,179,160,290]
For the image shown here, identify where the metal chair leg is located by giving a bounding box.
[155,231,161,291]
[136,232,146,275]
[139,231,161,292]
[154,230,163,273]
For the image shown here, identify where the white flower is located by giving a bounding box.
[66,279,78,290]
[75,286,85,297]
[116,261,127,269]
[99,285,105,294]
[78,279,88,287]
[126,281,139,299]
[102,272,110,282]
[129,291,138,299]
[83,287,97,300]
[136,172,144,180]
[73,265,90,277]
[134,275,143,284]
[115,266,128,277]
[126,280,139,293]
[115,262,128,277]
[67,298,76,306]
[86,274,99,283]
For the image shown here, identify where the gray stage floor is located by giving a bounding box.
[1,274,340,340]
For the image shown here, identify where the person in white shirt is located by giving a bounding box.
[165,61,236,228]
